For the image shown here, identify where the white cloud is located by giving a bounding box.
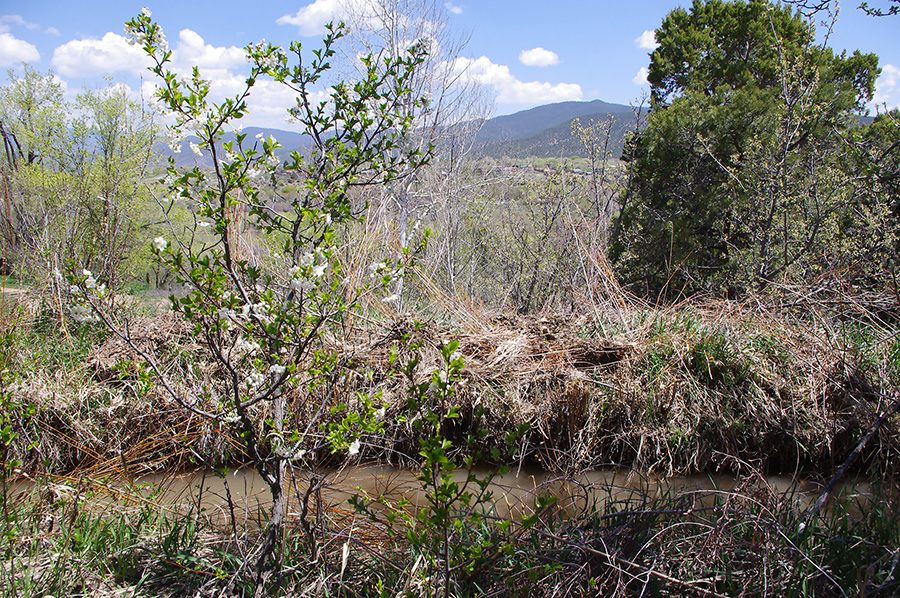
[51,32,150,77]
[278,0,413,37]
[518,47,559,67]
[277,0,347,36]
[632,67,649,86]
[46,27,60,36]
[0,15,40,33]
[51,28,247,81]
[873,63,900,110]
[170,29,246,74]
[634,30,658,50]
[453,56,581,105]
[445,2,463,14]
[0,33,40,66]
[247,81,331,128]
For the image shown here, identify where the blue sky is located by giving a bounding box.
[1,1,897,128]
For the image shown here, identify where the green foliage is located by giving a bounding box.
[648,0,815,107]
[613,0,882,297]
[351,335,534,597]
[0,67,160,289]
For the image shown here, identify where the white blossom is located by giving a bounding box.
[246,371,264,390]
[141,6,152,17]
[251,302,273,324]
[70,304,99,323]
[369,261,385,277]
[268,364,286,377]
[235,337,261,354]
[290,278,315,293]
[167,129,185,153]
[348,438,361,456]
[382,294,400,304]
[189,142,203,157]
[311,264,327,278]
[153,236,167,251]
[217,307,236,322]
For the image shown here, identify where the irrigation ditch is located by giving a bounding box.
[2,290,900,596]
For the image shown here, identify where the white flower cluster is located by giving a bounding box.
[348,438,361,457]
[71,269,107,297]
[244,362,288,392]
[217,297,277,330]
[124,7,168,56]
[167,128,185,153]
[217,306,238,329]
[70,304,99,324]
[370,260,404,304]
[153,236,167,252]
[247,40,286,72]
[67,268,107,323]
[224,148,240,165]
[246,371,265,390]
[234,336,261,354]
[83,269,98,289]
[249,300,273,325]
[289,250,328,294]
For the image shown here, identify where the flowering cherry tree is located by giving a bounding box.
[74,9,432,594]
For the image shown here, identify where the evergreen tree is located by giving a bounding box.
[612,0,880,297]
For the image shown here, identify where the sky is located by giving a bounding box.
[1,0,898,129]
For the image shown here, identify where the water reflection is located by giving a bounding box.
[11,465,876,527]
[118,465,846,525]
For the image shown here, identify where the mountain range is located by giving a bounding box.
[162,99,643,167]
[473,99,640,159]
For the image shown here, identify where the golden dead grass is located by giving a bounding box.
[3,288,898,480]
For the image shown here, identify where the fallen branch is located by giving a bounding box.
[805,390,900,519]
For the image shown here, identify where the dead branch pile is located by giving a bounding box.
[5,297,899,478]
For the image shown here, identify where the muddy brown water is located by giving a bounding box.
[10,465,873,527]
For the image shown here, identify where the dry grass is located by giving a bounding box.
[2,278,898,481]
